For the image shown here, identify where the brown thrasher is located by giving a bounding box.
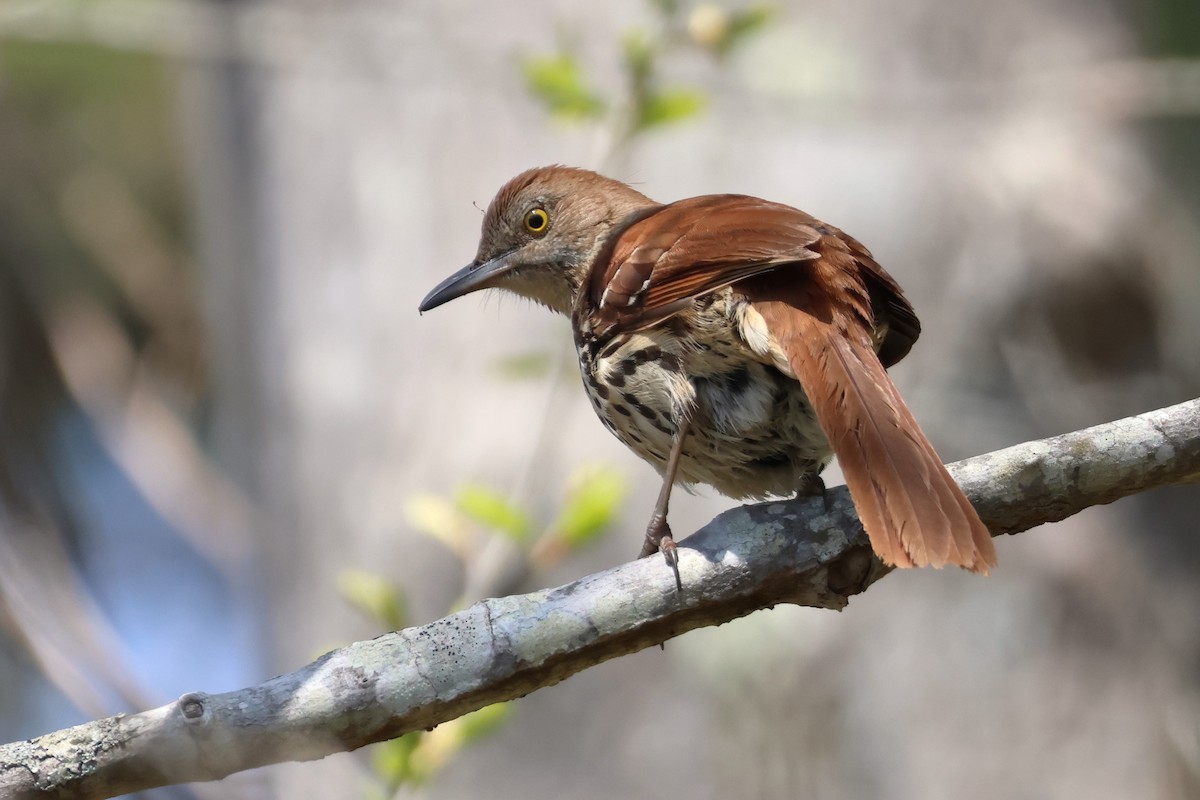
[420,166,996,582]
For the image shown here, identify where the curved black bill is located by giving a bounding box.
[418,253,514,313]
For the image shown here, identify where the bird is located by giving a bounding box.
[419,166,996,584]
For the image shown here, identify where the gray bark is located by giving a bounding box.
[2,397,1197,800]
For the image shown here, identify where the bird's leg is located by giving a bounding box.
[639,416,691,591]
[796,471,833,512]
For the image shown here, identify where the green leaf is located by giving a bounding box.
[637,87,707,130]
[621,28,654,87]
[337,569,409,630]
[553,465,627,548]
[519,54,606,121]
[405,492,474,559]
[455,484,533,544]
[726,6,774,51]
[688,4,773,56]
[456,702,513,745]
[372,733,426,788]
[378,704,512,788]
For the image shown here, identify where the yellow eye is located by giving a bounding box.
[524,207,550,234]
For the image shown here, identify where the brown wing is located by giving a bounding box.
[588,195,920,368]
[588,195,823,337]
[835,229,921,367]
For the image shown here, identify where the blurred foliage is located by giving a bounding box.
[688,3,772,56]
[520,1,772,149]
[368,703,513,795]
[551,464,627,550]
[337,571,512,796]
[1142,0,1200,56]
[355,462,627,792]
[1137,1,1200,218]
[518,53,607,121]
[0,39,189,257]
[402,463,629,577]
[337,569,411,633]
[455,484,535,545]
[0,38,199,394]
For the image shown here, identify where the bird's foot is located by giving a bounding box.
[796,474,832,513]
[640,513,682,592]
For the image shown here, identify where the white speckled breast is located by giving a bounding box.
[574,290,833,499]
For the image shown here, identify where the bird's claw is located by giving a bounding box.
[641,514,683,592]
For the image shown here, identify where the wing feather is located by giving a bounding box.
[589,194,918,362]
[589,196,822,335]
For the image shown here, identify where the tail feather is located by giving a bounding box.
[753,297,995,573]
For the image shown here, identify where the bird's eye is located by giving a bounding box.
[524,207,550,235]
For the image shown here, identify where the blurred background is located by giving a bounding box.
[1,0,1199,798]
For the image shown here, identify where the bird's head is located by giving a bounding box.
[418,166,656,316]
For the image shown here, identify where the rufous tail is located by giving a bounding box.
[753,297,996,573]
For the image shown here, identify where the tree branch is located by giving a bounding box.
[3,398,1198,800]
